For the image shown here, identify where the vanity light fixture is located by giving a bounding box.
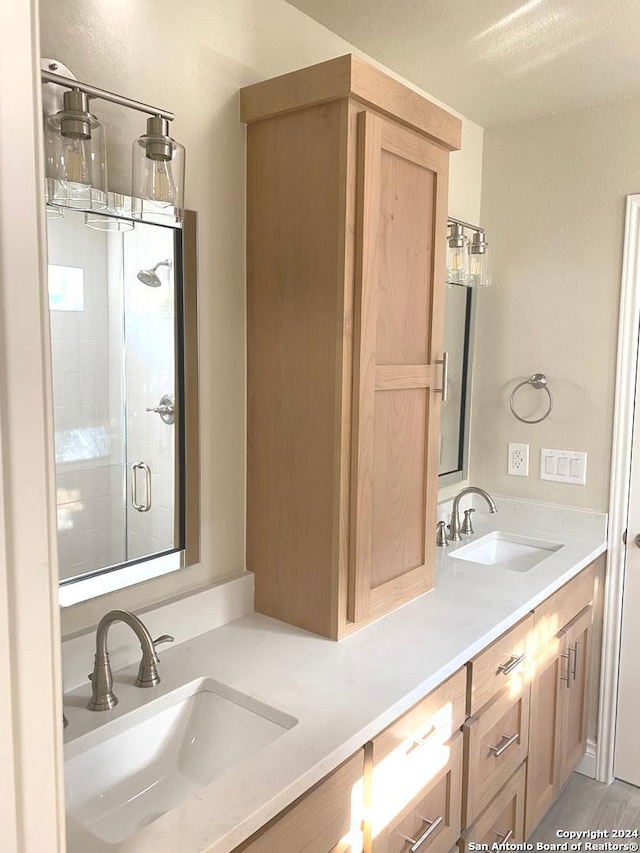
[446,217,492,288]
[41,62,185,224]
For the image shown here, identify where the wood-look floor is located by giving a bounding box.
[531,773,640,841]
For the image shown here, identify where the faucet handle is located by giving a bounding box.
[436,520,449,547]
[152,634,175,654]
[461,508,476,535]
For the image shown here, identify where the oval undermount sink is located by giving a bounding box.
[65,677,297,844]
[449,531,563,572]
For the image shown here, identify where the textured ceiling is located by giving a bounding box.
[285,0,640,126]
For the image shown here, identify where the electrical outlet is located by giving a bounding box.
[508,443,529,476]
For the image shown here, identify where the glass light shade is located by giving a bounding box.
[45,102,107,211]
[132,118,185,224]
[84,193,135,231]
[446,237,469,285]
[467,248,491,287]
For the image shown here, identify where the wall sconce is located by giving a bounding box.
[45,89,108,211]
[446,222,469,285]
[468,228,491,288]
[41,61,185,224]
[132,116,185,223]
[446,217,492,288]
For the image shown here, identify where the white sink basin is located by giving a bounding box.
[65,678,297,844]
[450,531,562,572]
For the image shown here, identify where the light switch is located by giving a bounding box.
[540,448,587,485]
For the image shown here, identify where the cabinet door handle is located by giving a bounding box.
[401,815,444,852]
[571,641,580,681]
[560,651,572,688]
[497,653,526,675]
[435,352,449,403]
[489,732,519,757]
[495,829,514,844]
[131,461,152,512]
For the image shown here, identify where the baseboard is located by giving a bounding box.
[575,737,597,779]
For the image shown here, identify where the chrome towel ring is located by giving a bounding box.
[510,374,553,424]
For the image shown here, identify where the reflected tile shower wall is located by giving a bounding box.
[49,214,124,579]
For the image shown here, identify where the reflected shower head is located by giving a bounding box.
[137,259,172,287]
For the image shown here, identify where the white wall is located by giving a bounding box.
[471,97,640,511]
[0,2,65,847]
[40,0,484,635]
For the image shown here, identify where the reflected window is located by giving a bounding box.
[48,263,85,311]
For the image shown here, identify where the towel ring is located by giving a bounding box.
[510,374,553,424]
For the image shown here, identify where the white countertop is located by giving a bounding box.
[63,497,607,853]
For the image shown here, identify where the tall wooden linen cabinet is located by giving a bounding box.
[242,55,462,639]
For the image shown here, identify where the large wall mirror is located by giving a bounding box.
[46,202,199,606]
[438,284,476,484]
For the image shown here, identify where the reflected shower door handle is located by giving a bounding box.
[131,462,152,512]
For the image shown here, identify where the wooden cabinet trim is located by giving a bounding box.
[240,54,462,151]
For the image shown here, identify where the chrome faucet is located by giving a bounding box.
[87,609,174,711]
[448,486,497,542]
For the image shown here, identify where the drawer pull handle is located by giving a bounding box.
[411,724,437,750]
[489,732,519,757]
[497,653,526,676]
[495,829,514,844]
[560,651,571,688]
[401,815,444,852]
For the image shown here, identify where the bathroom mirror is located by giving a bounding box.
[438,284,476,484]
[47,203,199,606]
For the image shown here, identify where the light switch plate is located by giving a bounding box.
[540,448,587,485]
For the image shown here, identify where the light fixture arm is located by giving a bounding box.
[447,215,483,232]
[41,69,174,122]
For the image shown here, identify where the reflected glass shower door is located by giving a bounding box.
[122,222,177,562]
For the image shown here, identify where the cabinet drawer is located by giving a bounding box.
[373,732,463,853]
[459,762,526,853]
[235,751,364,853]
[467,614,533,715]
[373,669,467,765]
[534,563,595,642]
[462,684,530,826]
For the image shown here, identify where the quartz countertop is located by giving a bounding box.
[63,497,607,853]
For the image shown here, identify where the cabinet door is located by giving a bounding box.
[557,605,592,788]
[349,110,448,625]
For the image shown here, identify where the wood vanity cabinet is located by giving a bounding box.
[524,562,595,837]
[241,55,461,639]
